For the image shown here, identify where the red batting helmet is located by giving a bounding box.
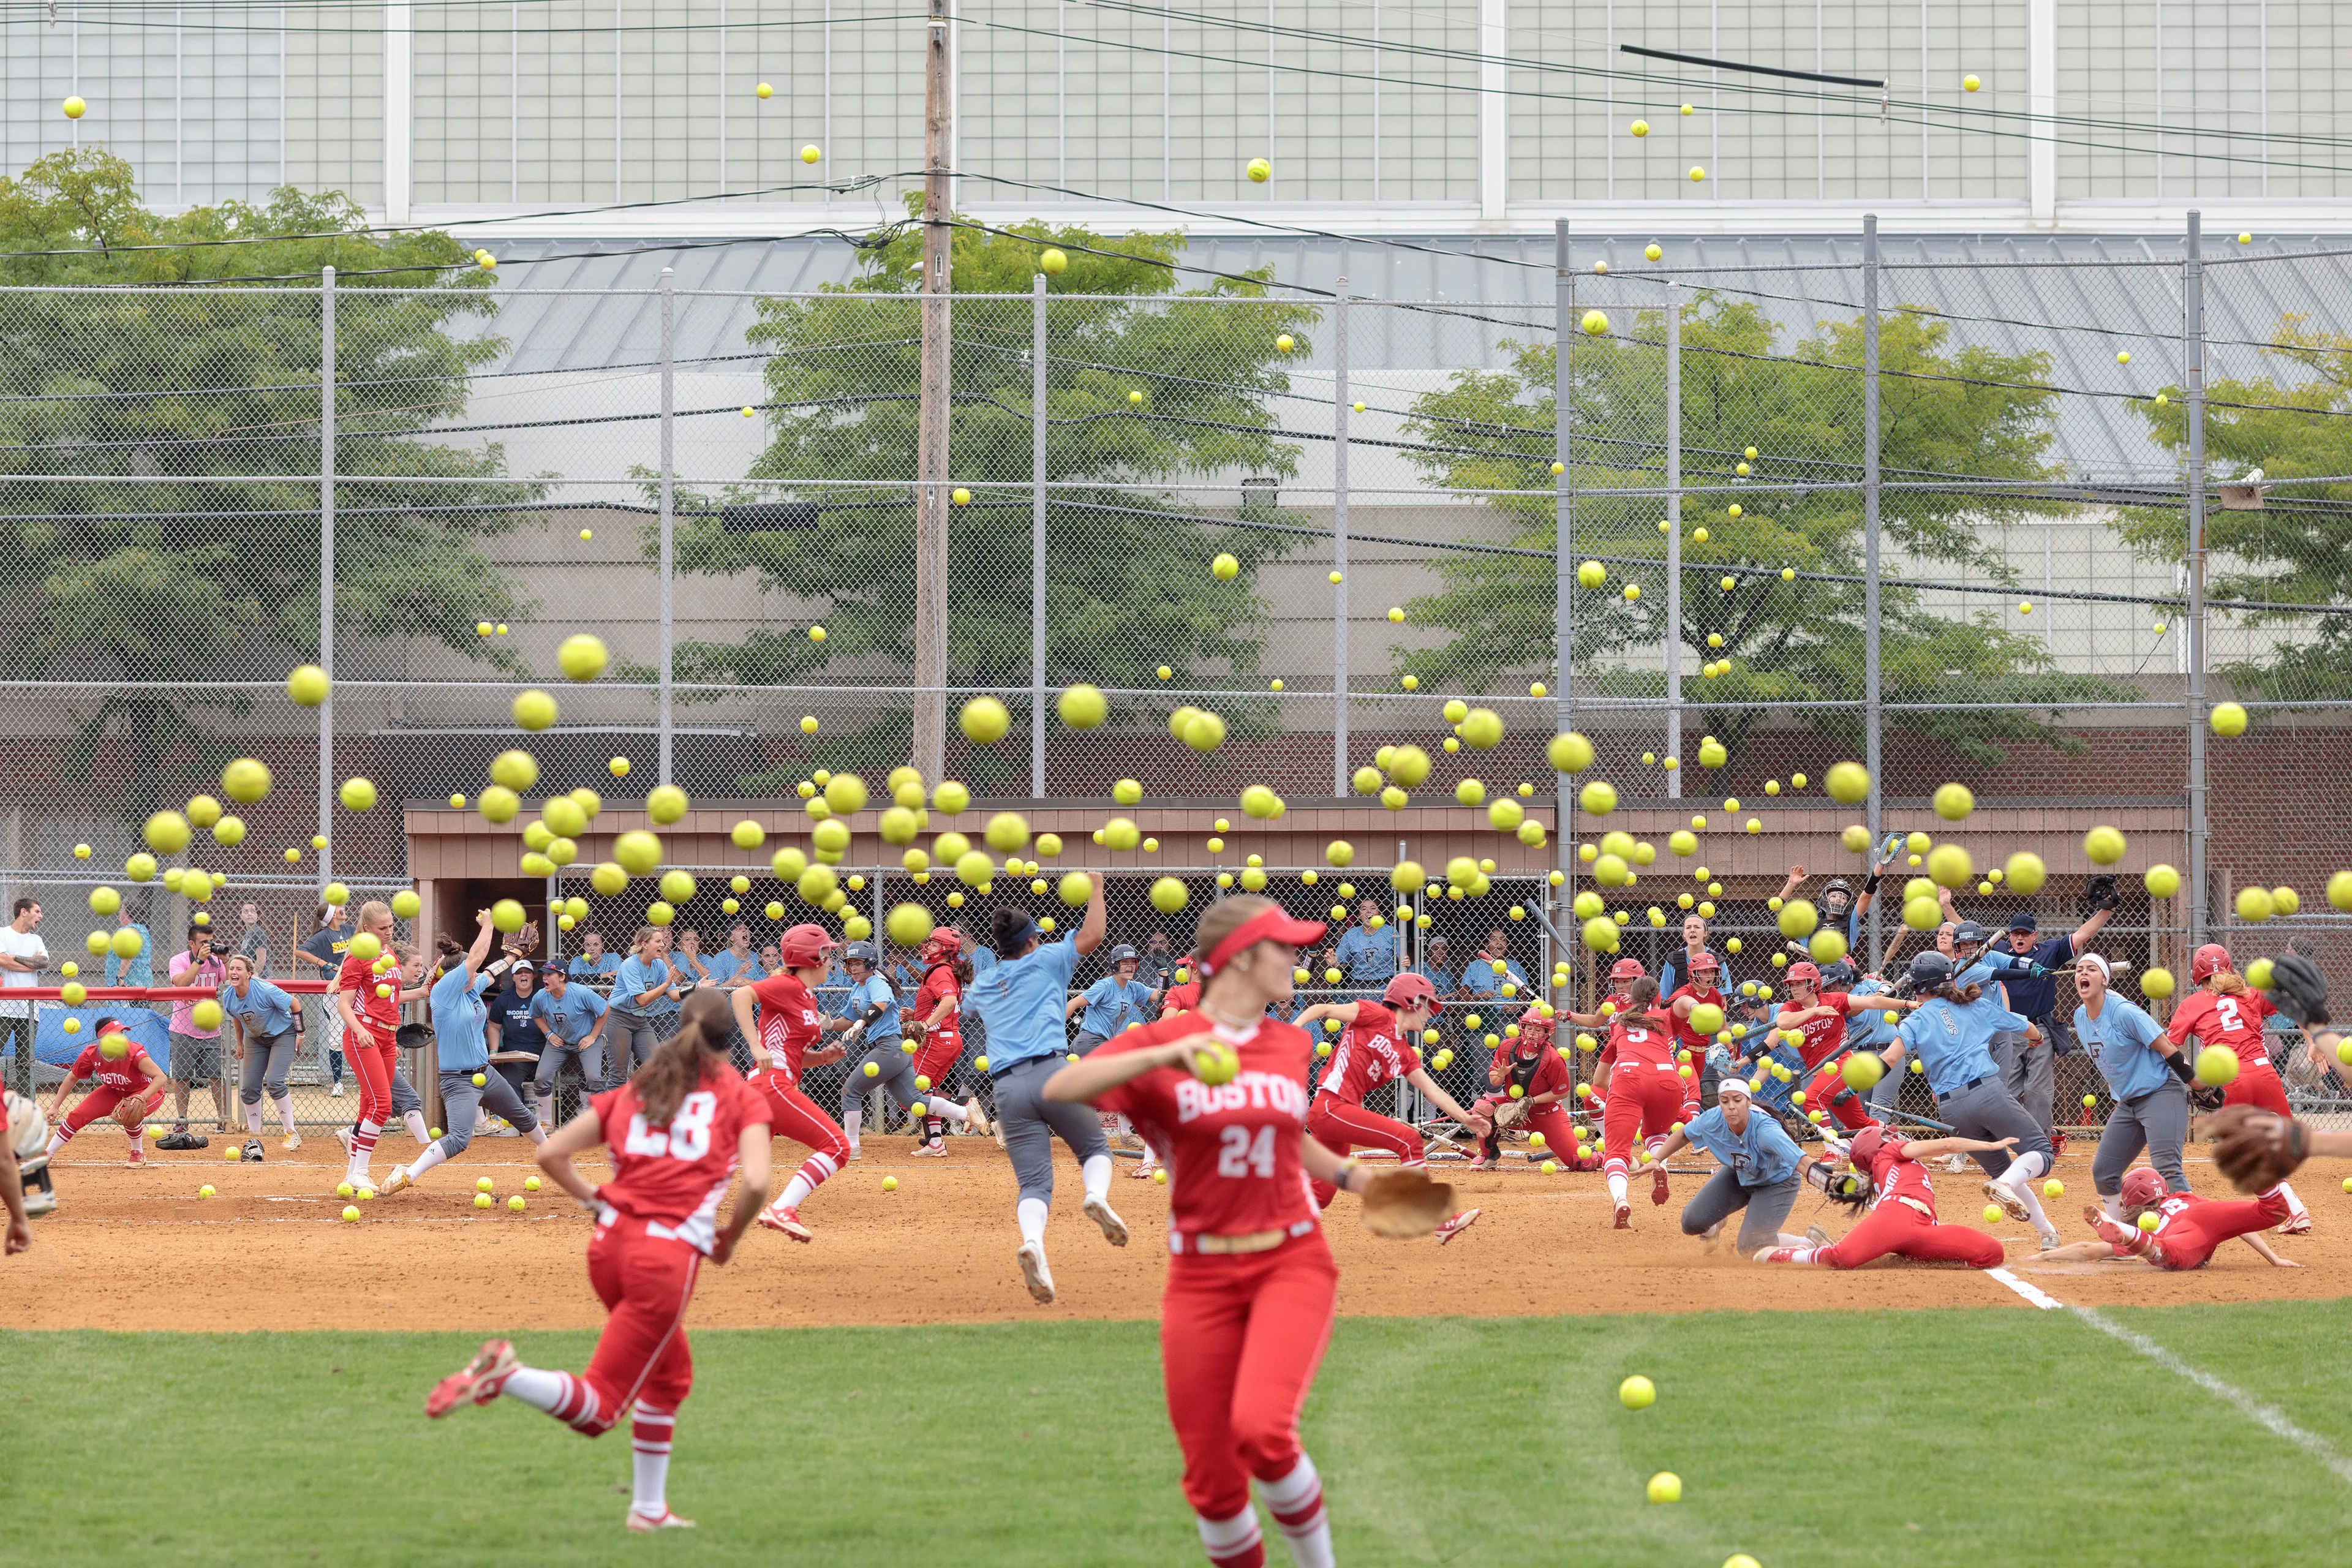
[917,927,960,965]
[1609,957,1646,982]
[1689,951,1720,973]
[1786,961,1822,988]
[1845,1125,1887,1170]
[2191,943,2234,984]
[776,922,839,968]
[1382,971,1443,1013]
[2121,1167,2167,1207]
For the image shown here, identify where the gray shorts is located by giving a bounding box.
[991,1055,1110,1207]
[433,1068,541,1158]
[171,1032,224,1085]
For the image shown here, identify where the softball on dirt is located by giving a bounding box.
[341,1205,361,1222]
[477,1177,495,1192]
[1618,1375,1656,1409]
[336,1182,355,1197]
[508,1196,526,1212]
[525,1176,541,1192]
[883,1176,900,1192]
[475,1193,494,1208]
[1647,1472,1681,1504]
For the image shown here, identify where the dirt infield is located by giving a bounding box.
[6,1131,2350,1330]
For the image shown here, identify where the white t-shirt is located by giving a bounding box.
[0,924,48,1017]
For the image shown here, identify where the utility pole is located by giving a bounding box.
[913,0,954,780]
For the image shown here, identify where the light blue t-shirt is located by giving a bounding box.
[1333,925,1396,985]
[705,951,764,987]
[529,986,607,1044]
[1460,957,1528,997]
[612,955,674,1017]
[220,978,296,1038]
[1681,1103,1802,1187]
[1078,975,1155,1038]
[429,965,493,1072]
[848,972,902,1042]
[1899,991,2027,1099]
[567,952,622,981]
[2075,995,2173,1102]
[105,924,154,989]
[962,939,1079,1071]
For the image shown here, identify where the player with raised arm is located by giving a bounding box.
[730,924,850,1242]
[1773,960,1921,1133]
[426,990,771,1531]
[1291,973,1486,1243]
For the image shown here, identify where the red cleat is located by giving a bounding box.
[426,1338,518,1417]
[1613,1202,1632,1230]
[759,1204,813,1242]
[1434,1207,1481,1246]
[2085,1204,2149,1257]
[625,1510,696,1532]
[1651,1164,1671,1206]
[2280,1212,2312,1236]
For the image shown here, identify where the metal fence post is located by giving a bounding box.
[1862,216,1883,970]
[1332,280,1351,796]
[1664,284,1681,798]
[1031,273,1048,800]
[318,265,336,889]
[2184,211,2208,948]
[1554,219,1574,885]
[658,268,676,787]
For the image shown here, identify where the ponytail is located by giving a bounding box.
[631,990,736,1127]
[2210,970,2250,998]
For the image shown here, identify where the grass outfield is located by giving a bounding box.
[10,1304,2351,1567]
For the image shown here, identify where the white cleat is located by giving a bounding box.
[1435,1207,1482,1246]
[2281,1213,2312,1236]
[963,1097,991,1138]
[377,1164,413,1196]
[625,1510,696,1532]
[1804,1223,1832,1248]
[1017,1240,1056,1304]
[1083,1195,1129,1248]
[1982,1180,2031,1224]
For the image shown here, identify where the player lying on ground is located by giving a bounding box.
[1044,892,1463,1568]
[1645,1076,1819,1256]
[2031,1166,2301,1270]
[426,990,771,1532]
[43,1017,167,1167]
[1754,1125,2015,1268]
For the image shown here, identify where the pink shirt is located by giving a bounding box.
[168,951,227,1036]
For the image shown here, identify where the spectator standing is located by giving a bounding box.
[608,927,684,1076]
[1332,898,1398,994]
[103,896,154,1006]
[0,898,47,1099]
[484,963,543,1123]
[221,951,301,1150]
[566,930,620,983]
[164,923,228,1140]
[1460,929,1529,1001]
[233,902,271,978]
[529,963,611,1124]
[1658,913,1724,1000]
[292,904,350,1098]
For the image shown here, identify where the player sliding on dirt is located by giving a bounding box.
[2031,1165,2302,1272]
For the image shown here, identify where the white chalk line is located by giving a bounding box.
[1985,1265,2352,1483]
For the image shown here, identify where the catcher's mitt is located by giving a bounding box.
[503,920,542,960]
[2266,951,2330,1028]
[1801,1155,1871,1210]
[1489,1098,1528,1131]
[1359,1169,1457,1240]
[2080,874,2120,916]
[2207,1104,2309,1193]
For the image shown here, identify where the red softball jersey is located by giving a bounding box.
[1599,1009,1679,1071]
[335,951,402,1035]
[1775,992,1855,1071]
[1490,1038,1570,1100]
[589,1069,770,1254]
[1865,1140,1939,1218]
[1665,983,1727,1056]
[2165,989,2279,1067]
[1159,979,1200,1017]
[746,972,823,1082]
[69,1039,155,1095]
[912,964,962,1038]
[1317,1000,1422,1106]
[1095,1014,1318,1240]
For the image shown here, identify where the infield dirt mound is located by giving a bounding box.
[6,1135,2347,1330]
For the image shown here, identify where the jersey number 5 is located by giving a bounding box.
[623,1091,717,1161]
[1216,1124,1276,1179]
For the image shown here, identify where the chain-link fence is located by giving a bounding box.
[6,213,2352,1133]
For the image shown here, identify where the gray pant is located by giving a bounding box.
[608,1012,671,1076]
[839,1036,919,1112]
[390,1070,422,1120]
[2091,1081,2190,1197]
[1679,1166,1803,1253]
[0,1014,32,1097]
[1072,1030,1110,1057]
[992,1055,1110,1207]
[533,1036,608,1096]
[1989,1029,2056,1137]
[238,1029,299,1106]
[1933,1076,2054,1178]
[432,1068,541,1158]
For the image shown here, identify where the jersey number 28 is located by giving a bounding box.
[623,1091,717,1161]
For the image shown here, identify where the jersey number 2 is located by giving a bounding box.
[624,1091,717,1161]
[1216,1124,1276,1179]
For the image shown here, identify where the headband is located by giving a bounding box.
[2075,952,2111,980]
[1716,1077,1752,1099]
[1197,907,1329,979]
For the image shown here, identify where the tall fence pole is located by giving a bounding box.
[1664,284,1681,799]
[2184,210,2209,948]
[318,265,336,889]
[657,268,677,787]
[1553,219,1574,895]
[1862,216,1883,970]
[1332,281,1351,796]
[1031,273,1048,801]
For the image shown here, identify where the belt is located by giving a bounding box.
[1942,1074,1991,1096]
[1893,1196,1934,1219]
[1170,1218,1317,1256]
[990,1055,1056,1080]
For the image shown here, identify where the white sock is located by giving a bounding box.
[1081,1153,1113,1205]
[273,1095,296,1134]
[524,1122,547,1147]
[2278,1181,2308,1219]
[1140,1139,1161,1167]
[409,1141,451,1178]
[631,1403,676,1518]
[1607,1171,1629,1205]
[1196,1507,1263,1566]
[1999,1153,2053,1231]
[535,1092,554,1126]
[1783,1248,1820,1264]
[404,1110,431,1145]
[843,1104,862,1153]
[2101,1191,2126,1221]
[1018,1196,1049,1249]
[924,1096,968,1124]
[500,1365,568,1412]
[1259,1454,1333,1568]
[244,1103,264,1135]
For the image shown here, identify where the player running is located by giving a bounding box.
[1754,1124,2015,1268]
[1042,892,1453,1568]
[1561,968,1687,1229]
[827,938,980,1163]
[2165,944,2309,1231]
[730,924,851,1242]
[2034,1166,2301,1270]
[1774,960,1920,1133]
[1291,973,1485,1243]
[426,990,772,1531]
[42,1017,167,1166]
[905,926,988,1159]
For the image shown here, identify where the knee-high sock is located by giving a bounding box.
[273,1094,297,1134]
[842,1103,862,1152]
[1607,1170,1629,1206]
[1259,1454,1334,1568]
[1018,1196,1050,1248]
[499,1364,569,1413]
[409,1140,452,1179]
[245,1102,265,1136]
[775,1151,837,1210]
[44,1125,72,1155]
[631,1403,676,1518]
[1081,1153,1113,1205]
[403,1109,431,1145]
[2275,1180,2309,1219]
[918,1095,968,1123]
[524,1121,547,1147]
[1196,1507,1265,1568]
[1997,1150,2054,1231]
[347,1118,382,1177]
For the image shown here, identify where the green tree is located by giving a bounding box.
[2120,315,2352,699]
[0,148,541,804]
[1396,293,2128,761]
[656,209,1319,783]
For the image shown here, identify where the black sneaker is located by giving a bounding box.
[157,1130,209,1150]
[240,1140,266,1163]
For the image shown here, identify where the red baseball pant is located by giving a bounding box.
[1814,1200,2005,1270]
[344,1030,398,1129]
[548,1215,701,1436]
[755,1072,850,1164]
[1161,1237,1340,1526]
[1602,1069,1686,1168]
[2150,1190,2293,1271]
[1804,1058,1882,1132]
[60,1083,163,1137]
[911,1030,963,1091]
[1306,1095,1423,1207]
[2221,1065,2291,1117]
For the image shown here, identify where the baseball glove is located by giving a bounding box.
[2189,1082,2227,1112]
[1801,1155,1871,1210]
[2207,1104,2309,1193]
[2080,874,2120,916]
[1359,1169,1457,1240]
[1489,1098,1527,1131]
[2266,951,2330,1028]
[502,920,541,960]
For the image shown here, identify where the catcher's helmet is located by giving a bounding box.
[1820,876,1855,912]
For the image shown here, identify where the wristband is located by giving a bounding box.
[1335,1158,1363,1193]
[2166,1052,2197,1085]
[1863,873,1883,894]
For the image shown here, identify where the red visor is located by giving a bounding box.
[1197,907,1330,979]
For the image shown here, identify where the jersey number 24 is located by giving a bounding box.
[1217,1124,1276,1179]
